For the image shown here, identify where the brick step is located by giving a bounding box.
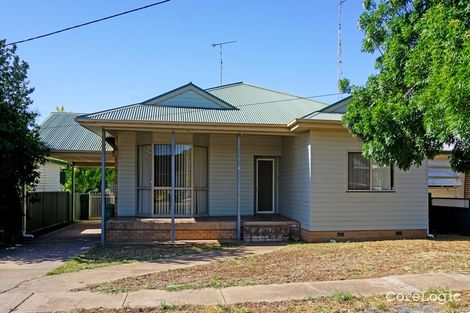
[242,221,301,242]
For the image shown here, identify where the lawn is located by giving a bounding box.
[74,289,470,313]
[48,242,224,275]
[86,236,470,293]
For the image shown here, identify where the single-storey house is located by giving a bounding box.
[74,82,429,242]
[428,152,469,199]
[35,158,67,192]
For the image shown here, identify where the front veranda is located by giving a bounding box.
[108,130,306,242]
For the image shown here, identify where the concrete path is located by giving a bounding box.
[0,222,285,312]
[0,221,100,295]
[9,244,285,294]
[5,272,470,312]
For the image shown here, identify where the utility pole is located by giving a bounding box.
[211,40,237,85]
[338,0,346,97]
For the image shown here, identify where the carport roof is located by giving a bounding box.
[40,112,114,166]
[40,112,113,152]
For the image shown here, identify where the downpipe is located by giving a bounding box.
[21,184,34,239]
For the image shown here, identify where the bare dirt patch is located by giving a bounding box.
[48,242,225,275]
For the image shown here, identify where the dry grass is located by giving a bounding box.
[85,236,470,293]
[75,289,470,313]
[48,242,225,275]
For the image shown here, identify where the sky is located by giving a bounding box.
[1,0,377,123]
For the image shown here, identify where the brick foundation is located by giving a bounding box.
[106,218,237,242]
[106,216,302,242]
[301,229,428,242]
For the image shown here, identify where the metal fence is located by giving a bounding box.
[429,196,470,236]
[26,191,71,233]
[73,192,115,220]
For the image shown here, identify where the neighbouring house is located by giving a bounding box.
[68,82,429,242]
[35,158,67,192]
[428,152,469,199]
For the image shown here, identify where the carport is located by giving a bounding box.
[39,112,115,243]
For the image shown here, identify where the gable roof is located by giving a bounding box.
[40,112,113,152]
[77,82,329,126]
[301,95,351,122]
[142,83,237,110]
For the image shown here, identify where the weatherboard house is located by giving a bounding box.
[44,82,429,242]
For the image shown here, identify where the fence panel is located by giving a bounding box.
[27,192,44,232]
[26,191,71,233]
[73,193,82,221]
[84,192,115,219]
[429,197,470,236]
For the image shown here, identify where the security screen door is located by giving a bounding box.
[153,144,192,216]
[256,158,275,213]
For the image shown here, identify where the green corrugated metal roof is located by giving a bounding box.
[78,82,330,125]
[40,112,113,151]
[301,95,350,121]
[302,112,344,121]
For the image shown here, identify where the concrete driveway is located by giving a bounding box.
[0,221,100,294]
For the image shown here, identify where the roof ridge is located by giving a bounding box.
[247,83,330,106]
[50,112,85,115]
[77,102,142,119]
[205,81,244,91]
[209,82,329,106]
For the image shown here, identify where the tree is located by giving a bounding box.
[343,0,469,172]
[0,40,47,241]
[63,167,115,194]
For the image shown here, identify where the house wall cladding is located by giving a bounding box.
[35,162,63,192]
[278,132,312,229]
[116,131,283,217]
[309,129,428,232]
[209,134,282,216]
[116,131,137,216]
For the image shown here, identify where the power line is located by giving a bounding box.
[40,91,346,130]
[6,0,172,46]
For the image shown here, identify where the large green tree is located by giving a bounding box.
[63,167,115,194]
[0,40,47,240]
[343,0,469,172]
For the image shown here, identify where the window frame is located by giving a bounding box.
[153,143,193,217]
[347,151,395,192]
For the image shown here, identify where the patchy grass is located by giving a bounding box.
[70,289,470,313]
[48,242,225,275]
[330,291,354,303]
[87,236,470,292]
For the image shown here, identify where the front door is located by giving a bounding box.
[256,158,275,213]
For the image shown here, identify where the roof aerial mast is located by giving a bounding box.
[211,40,237,86]
[337,0,346,98]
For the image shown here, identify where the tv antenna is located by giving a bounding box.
[337,0,346,97]
[212,40,237,85]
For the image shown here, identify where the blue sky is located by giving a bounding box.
[1,0,377,123]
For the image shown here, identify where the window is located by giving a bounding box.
[348,152,393,191]
[153,144,192,215]
[428,159,462,187]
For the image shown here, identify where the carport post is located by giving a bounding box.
[71,162,75,222]
[101,128,106,245]
[236,133,241,241]
[170,131,176,242]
